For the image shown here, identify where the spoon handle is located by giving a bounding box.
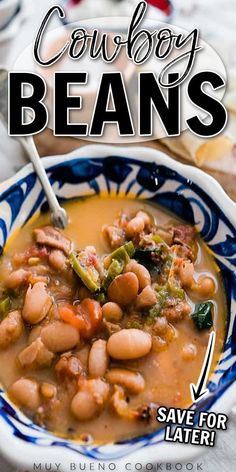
[19,136,68,229]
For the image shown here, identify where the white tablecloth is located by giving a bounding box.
[0,1,235,471]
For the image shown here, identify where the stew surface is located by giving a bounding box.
[0,196,226,443]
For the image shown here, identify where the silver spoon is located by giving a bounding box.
[0,68,68,229]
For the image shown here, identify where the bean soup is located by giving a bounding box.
[0,196,226,443]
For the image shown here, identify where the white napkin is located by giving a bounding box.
[158,0,236,170]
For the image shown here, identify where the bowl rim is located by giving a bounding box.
[0,143,236,470]
[1,143,235,224]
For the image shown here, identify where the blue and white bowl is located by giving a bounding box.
[0,145,236,470]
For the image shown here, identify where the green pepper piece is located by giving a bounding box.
[191,301,213,330]
[146,304,162,324]
[108,241,135,265]
[0,296,11,320]
[146,287,169,325]
[69,251,100,293]
[152,234,164,244]
[167,281,185,299]
[126,320,142,329]
[102,259,124,290]
[123,241,135,258]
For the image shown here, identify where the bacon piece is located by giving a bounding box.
[33,226,71,255]
[18,338,54,370]
[171,244,194,261]
[55,352,84,381]
[103,225,125,249]
[163,300,191,323]
[173,225,196,248]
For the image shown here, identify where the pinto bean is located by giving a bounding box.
[136,286,156,309]
[126,216,145,238]
[136,211,151,226]
[71,378,109,421]
[88,340,109,378]
[194,276,216,298]
[108,272,139,306]
[40,382,57,399]
[41,321,80,353]
[5,269,29,289]
[106,368,145,394]
[179,261,194,288]
[126,211,151,238]
[71,390,98,421]
[9,378,40,410]
[102,302,123,322]
[22,282,52,325]
[18,338,54,370]
[152,316,168,335]
[48,250,67,272]
[0,311,24,349]
[107,329,152,360]
[125,260,151,291]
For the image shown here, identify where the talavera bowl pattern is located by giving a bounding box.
[0,145,236,469]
